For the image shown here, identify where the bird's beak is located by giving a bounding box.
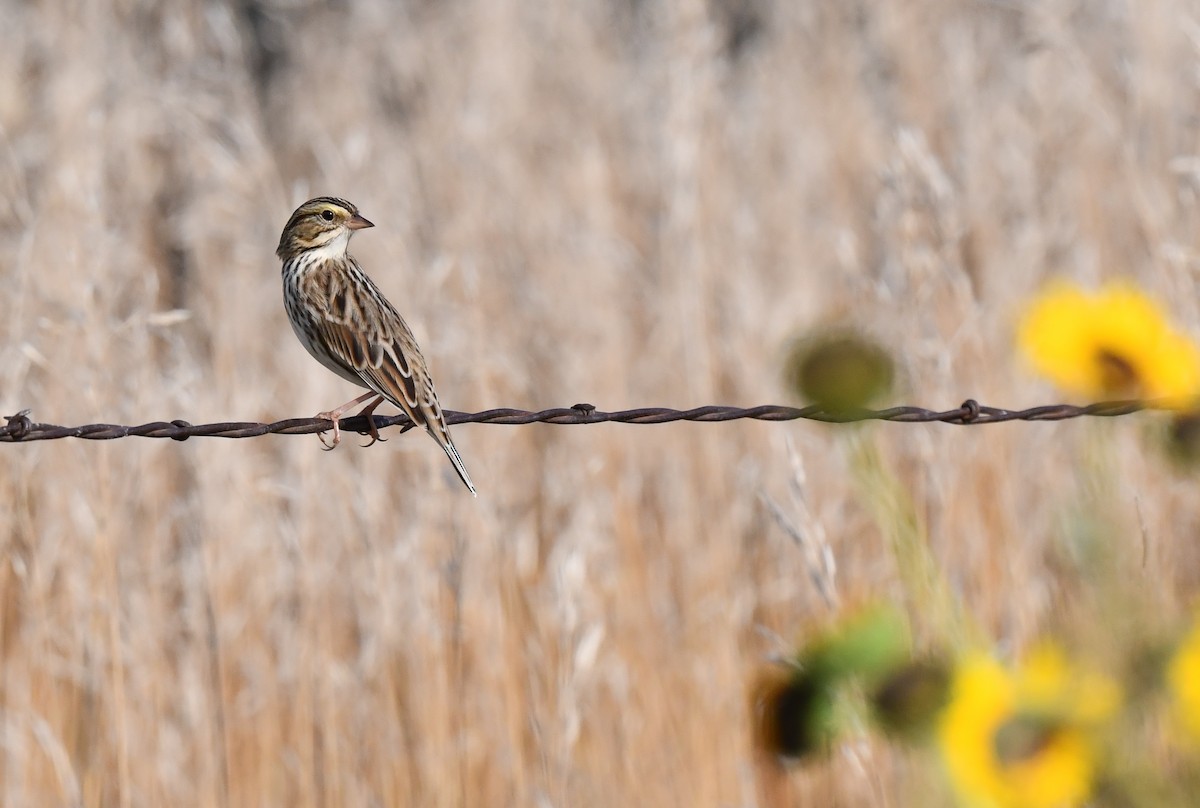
[347,214,375,230]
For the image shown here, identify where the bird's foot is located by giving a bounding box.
[316,410,343,450]
[314,392,385,450]
[359,395,387,447]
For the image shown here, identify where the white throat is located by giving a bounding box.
[304,229,351,262]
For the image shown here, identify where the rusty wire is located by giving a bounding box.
[0,399,1168,443]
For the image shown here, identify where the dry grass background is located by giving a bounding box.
[2,0,1200,805]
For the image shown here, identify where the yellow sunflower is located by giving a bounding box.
[1018,282,1200,406]
[938,645,1120,808]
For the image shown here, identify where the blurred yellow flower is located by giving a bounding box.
[1167,619,1200,743]
[938,645,1120,808]
[1018,282,1200,406]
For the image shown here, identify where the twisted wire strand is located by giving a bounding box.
[0,399,1166,443]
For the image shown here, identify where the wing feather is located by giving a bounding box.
[308,262,452,443]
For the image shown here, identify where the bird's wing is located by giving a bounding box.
[304,260,476,492]
[310,268,449,439]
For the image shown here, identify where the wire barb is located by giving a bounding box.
[0,399,1170,443]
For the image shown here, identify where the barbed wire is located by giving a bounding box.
[0,399,1170,443]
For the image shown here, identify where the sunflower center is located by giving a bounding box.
[1095,349,1141,397]
[992,714,1061,765]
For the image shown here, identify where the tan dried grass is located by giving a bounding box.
[1,1,1199,805]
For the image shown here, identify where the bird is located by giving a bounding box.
[277,196,476,495]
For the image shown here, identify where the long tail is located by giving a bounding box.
[436,434,476,496]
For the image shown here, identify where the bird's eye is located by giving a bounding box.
[321,210,335,221]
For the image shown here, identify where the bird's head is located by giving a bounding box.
[276,197,374,261]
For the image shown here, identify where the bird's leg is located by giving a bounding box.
[359,395,387,447]
[316,391,380,450]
